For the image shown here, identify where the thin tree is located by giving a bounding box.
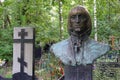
[94,0,97,41]
[59,0,62,40]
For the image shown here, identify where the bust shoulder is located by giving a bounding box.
[84,39,111,62]
[87,39,110,50]
[50,38,72,65]
[50,39,69,53]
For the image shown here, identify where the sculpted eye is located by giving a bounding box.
[71,14,86,19]
[78,14,82,17]
[79,14,86,19]
[71,15,76,19]
[80,15,87,21]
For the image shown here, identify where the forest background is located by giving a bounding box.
[0,0,120,62]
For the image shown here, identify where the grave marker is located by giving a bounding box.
[13,27,35,80]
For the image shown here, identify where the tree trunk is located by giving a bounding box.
[59,0,62,40]
[94,0,97,41]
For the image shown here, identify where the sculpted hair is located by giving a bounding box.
[67,5,92,37]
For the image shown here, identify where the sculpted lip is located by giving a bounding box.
[74,25,81,28]
[73,25,80,27]
[75,26,80,29]
[74,28,81,31]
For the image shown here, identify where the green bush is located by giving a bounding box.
[0,28,13,61]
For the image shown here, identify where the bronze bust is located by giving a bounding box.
[50,5,110,80]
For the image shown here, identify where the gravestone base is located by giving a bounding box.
[0,75,38,80]
[13,72,33,80]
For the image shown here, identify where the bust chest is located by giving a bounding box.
[50,38,110,66]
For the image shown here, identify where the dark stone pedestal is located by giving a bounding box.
[64,64,93,80]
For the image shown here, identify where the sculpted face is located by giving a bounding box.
[70,13,87,33]
[68,5,92,38]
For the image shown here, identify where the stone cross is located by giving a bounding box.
[13,27,35,80]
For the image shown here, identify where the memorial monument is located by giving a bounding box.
[50,5,111,80]
[13,27,35,80]
[0,27,36,80]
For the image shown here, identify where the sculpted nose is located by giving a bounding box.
[75,15,80,23]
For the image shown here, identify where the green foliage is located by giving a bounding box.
[0,28,13,61]
[0,66,12,78]
[95,0,120,41]
[0,0,120,63]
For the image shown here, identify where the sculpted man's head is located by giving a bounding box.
[67,5,92,39]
